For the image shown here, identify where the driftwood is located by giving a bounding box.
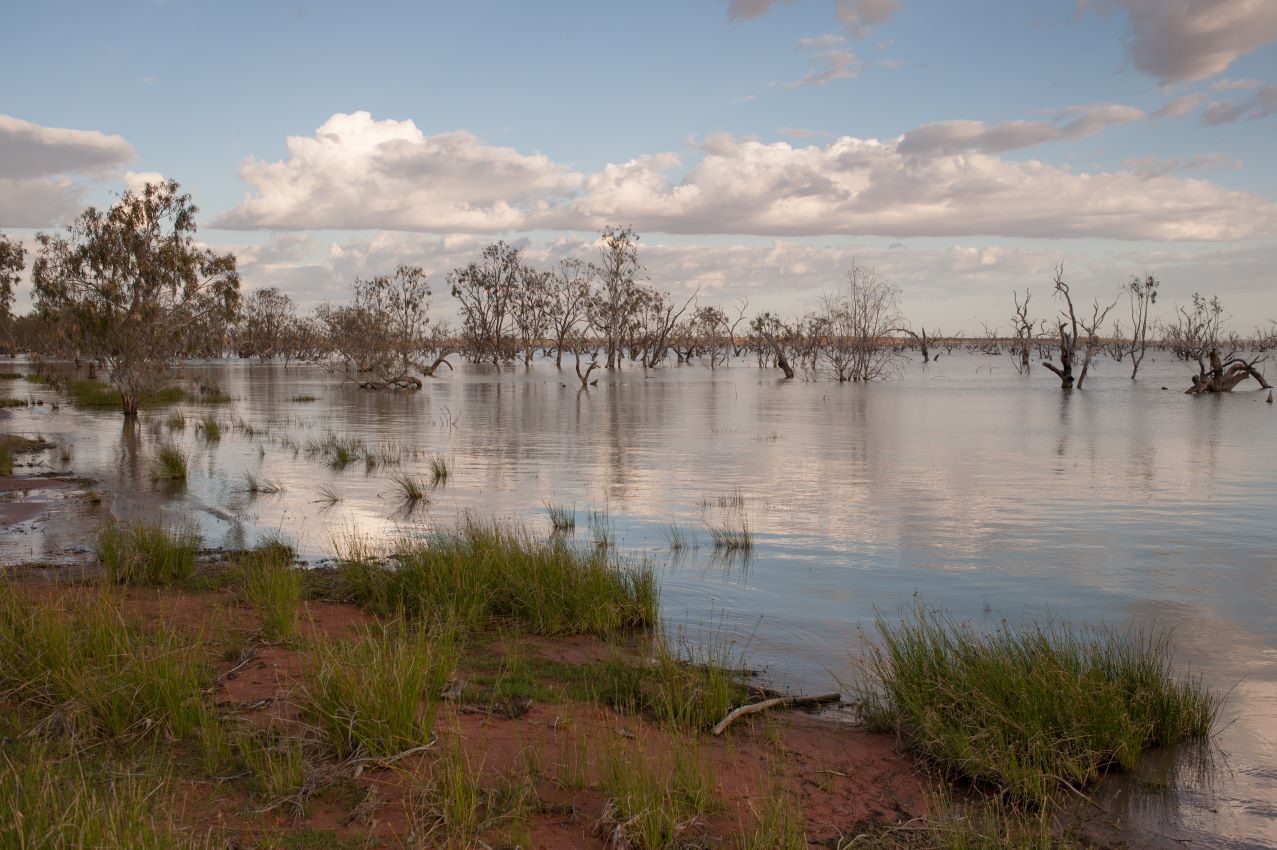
[710,691,841,736]
[1185,349,1272,394]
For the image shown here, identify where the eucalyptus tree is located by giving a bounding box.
[313,265,442,388]
[0,231,24,355]
[1011,290,1034,373]
[545,257,593,368]
[1167,293,1271,393]
[31,180,240,415]
[238,287,296,361]
[449,241,521,364]
[589,226,646,369]
[811,264,905,383]
[1125,273,1159,380]
[511,263,552,366]
[1040,265,1116,390]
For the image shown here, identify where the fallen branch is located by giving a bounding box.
[710,691,841,736]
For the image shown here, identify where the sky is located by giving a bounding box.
[2,0,1276,332]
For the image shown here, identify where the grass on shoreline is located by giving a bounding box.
[232,540,301,640]
[97,521,199,585]
[337,518,657,637]
[857,607,1221,805]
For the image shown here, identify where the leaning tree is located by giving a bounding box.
[1166,293,1271,394]
[31,180,240,415]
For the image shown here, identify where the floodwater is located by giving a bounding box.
[2,352,1275,848]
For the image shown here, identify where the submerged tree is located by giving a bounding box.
[1125,273,1159,380]
[0,231,25,355]
[31,180,240,415]
[811,264,904,383]
[314,265,447,388]
[1167,293,1271,394]
[1011,289,1034,373]
[449,241,521,365]
[1041,265,1115,390]
[589,226,646,369]
[237,287,296,361]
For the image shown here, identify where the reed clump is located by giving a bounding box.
[857,608,1221,805]
[97,521,199,585]
[337,518,657,637]
[154,441,188,481]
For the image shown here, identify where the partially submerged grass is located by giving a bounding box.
[67,378,184,409]
[665,524,688,550]
[337,518,657,636]
[301,623,457,759]
[0,444,11,476]
[196,414,221,442]
[290,394,317,403]
[241,470,284,495]
[232,540,301,639]
[429,455,450,485]
[97,521,200,585]
[588,508,613,548]
[314,484,342,506]
[856,607,1221,805]
[545,502,576,532]
[166,411,187,430]
[0,586,212,740]
[598,735,717,850]
[708,518,754,551]
[154,441,188,481]
[389,470,429,504]
[305,433,366,470]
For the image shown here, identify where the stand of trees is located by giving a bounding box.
[3,183,1273,405]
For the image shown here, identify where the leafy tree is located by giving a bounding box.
[589,226,646,369]
[0,231,25,355]
[237,287,296,361]
[32,180,240,415]
[449,241,521,364]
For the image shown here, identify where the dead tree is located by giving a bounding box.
[1168,294,1271,394]
[1011,290,1034,373]
[1041,264,1116,389]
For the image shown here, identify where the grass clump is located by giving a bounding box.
[857,608,1221,806]
[196,414,221,442]
[241,470,284,495]
[389,470,429,504]
[545,502,576,532]
[338,518,657,637]
[411,739,534,849]
[708,519,754,551]
[290,394,317,403]
[232,540,301,639]
[67,379,184,409]
[737,785,808,850]
[598,736,716,850]
[304,433,365,470]
[429,455,450,485]
[0,587,213,740]
[0,743,207,849]
[154,441,188,481]
[235,726,309,801]
[97,521,200,585]
[0,444,11,476]
[301,623,457,759]
[165,411,187,430]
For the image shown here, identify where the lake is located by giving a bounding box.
[3,350,1275,848]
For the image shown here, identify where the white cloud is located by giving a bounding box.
[835,0,899,38]
[1088,0,1277,84]
[1200,82,1277,124]
[783,48,858,88]
[0,114,134,179]
[799,33,846,48]
[1152,92,1207,118]
[221,112,1277,243]
[216,111,582,232]
[123,171,166,193]
[0,115,137,228]
[725,0,793,20]
[1118,153,1243,177]
[561,133,1275,241]
[897,103,1145,157]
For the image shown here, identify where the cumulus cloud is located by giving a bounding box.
[898,103,1145,157]
[1088,0,1277,84]
[222,112,1277,243]
[1118,152,1243,177]
[0,115,137,228]
[216,111,582,232]
[835,0,899,38]
[725,0,793,20]
[1200,82,1277,124]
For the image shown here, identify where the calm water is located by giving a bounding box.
[3,352,1275,848]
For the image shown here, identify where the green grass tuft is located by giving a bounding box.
[300,623,457,759]
[856,607,1222,805]
[196,414,221,442]
[545,502,576,532]
[232,540,301,639]
[337,518,657,637]
[97,521,200,585]
[154,441,188,481]
[598,735,717,850]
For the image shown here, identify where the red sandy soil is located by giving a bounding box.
[9,576,927,849]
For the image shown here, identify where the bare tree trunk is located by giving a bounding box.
[763,331,794,379]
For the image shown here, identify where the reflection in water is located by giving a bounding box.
[2,352,1275,848]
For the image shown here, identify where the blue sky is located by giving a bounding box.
[3,0,1276,329]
